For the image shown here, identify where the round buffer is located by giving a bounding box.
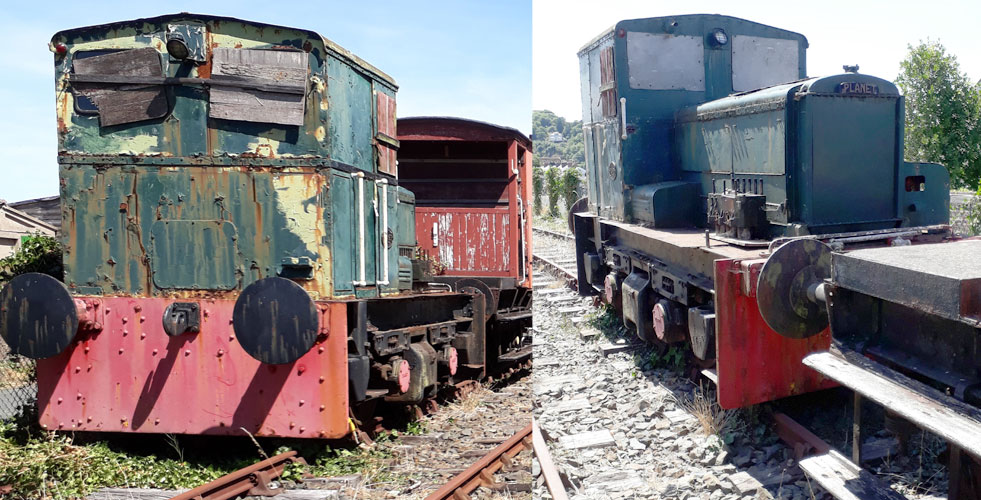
[757,239,832,339]
[0,273,79,359]
[233,277,319,365]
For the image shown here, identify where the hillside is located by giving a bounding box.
[532,110,584,166]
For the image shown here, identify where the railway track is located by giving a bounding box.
[425,424,533,499]
[529,223,960,499]
[531,228,577,290]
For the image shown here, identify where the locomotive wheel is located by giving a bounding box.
[232,277,319,364]
[0,273,78,359]
[454,278,497,317]
[567,196,589,233]
[757,239,832,339]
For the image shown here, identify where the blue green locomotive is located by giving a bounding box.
[0,13,530,438]
[572,14,953,409]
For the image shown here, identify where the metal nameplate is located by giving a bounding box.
[837,82,879,96]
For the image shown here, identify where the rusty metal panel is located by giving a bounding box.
[150,220,238,290]
[36,298,350,438]
[60,164,334,300]
[209,48,307,126]
[714,258,836,409]
[53,14,396,161]
[416,208,512,276]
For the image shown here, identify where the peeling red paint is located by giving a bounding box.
[37,297,349,438]
[714,258,836,409]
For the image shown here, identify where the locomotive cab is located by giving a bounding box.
[578,15,949,241]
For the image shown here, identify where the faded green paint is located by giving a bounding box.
[54,14,405,299]
[150,220,238,289]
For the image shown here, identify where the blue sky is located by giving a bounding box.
[0,1,531,201]
[535,0,981,120]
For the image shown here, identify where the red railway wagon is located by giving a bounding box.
[397,117,533,367]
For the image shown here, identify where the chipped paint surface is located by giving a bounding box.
[55,14,402,300]
[53,14,395,160]
[36,297,350,438]
[417,209,512,276]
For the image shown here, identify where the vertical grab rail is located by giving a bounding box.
[619,97,627,140]
[354,172,367,286]
[376,178,390,286]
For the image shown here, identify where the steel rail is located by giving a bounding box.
[170,451,303,500]
[532,226,575,241]
[532,418,570,500]
[424,423,533,500]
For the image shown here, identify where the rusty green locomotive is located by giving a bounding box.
[0,13,530,438]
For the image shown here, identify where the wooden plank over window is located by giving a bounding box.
[209,48,308,126]
[599,46,617,118]
[72,47,168,127]
[375,91,398,176]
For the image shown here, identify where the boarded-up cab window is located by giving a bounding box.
[375,91,397,176]
[208,48,308,126]
[731,36,799,92]
[599,46,617,118]
[626,32,705,91]
[71,47,168,127]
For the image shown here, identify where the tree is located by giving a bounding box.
[532,110,585,167]
[532,163,544,215]
[560,168,583,213]
[0,234,62,284]
[544,166,561,217]
[896,40,981,190]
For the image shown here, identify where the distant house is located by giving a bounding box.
[9,195,60,230]
[0,201,57,259]
[547,131,565,143]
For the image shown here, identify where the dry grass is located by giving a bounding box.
[677,384,742,438]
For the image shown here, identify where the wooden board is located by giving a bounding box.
[799,450,907,500]
[804,348,981,460]
[209,48,307,126]
[72,48,167,127]
[532,419,570,500]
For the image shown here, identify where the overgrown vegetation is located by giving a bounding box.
[531,110,586,218]
[0,234,62,284]
[897,40,981,190]
[586,305,625,340]
[532,162,544,214]
[0,405,400,499]
[966,187,981,235]
[647,345,686,373]
[544,166,561,217]
[560,168,583,213]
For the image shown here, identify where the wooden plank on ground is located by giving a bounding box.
[532,418,570,500]
[599,341,634,357]
[804,349,981,460]
[558,430,615,450]
[799,450,907,500]
[87,489,184,500]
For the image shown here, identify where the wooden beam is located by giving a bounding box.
[804,348,981,461]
